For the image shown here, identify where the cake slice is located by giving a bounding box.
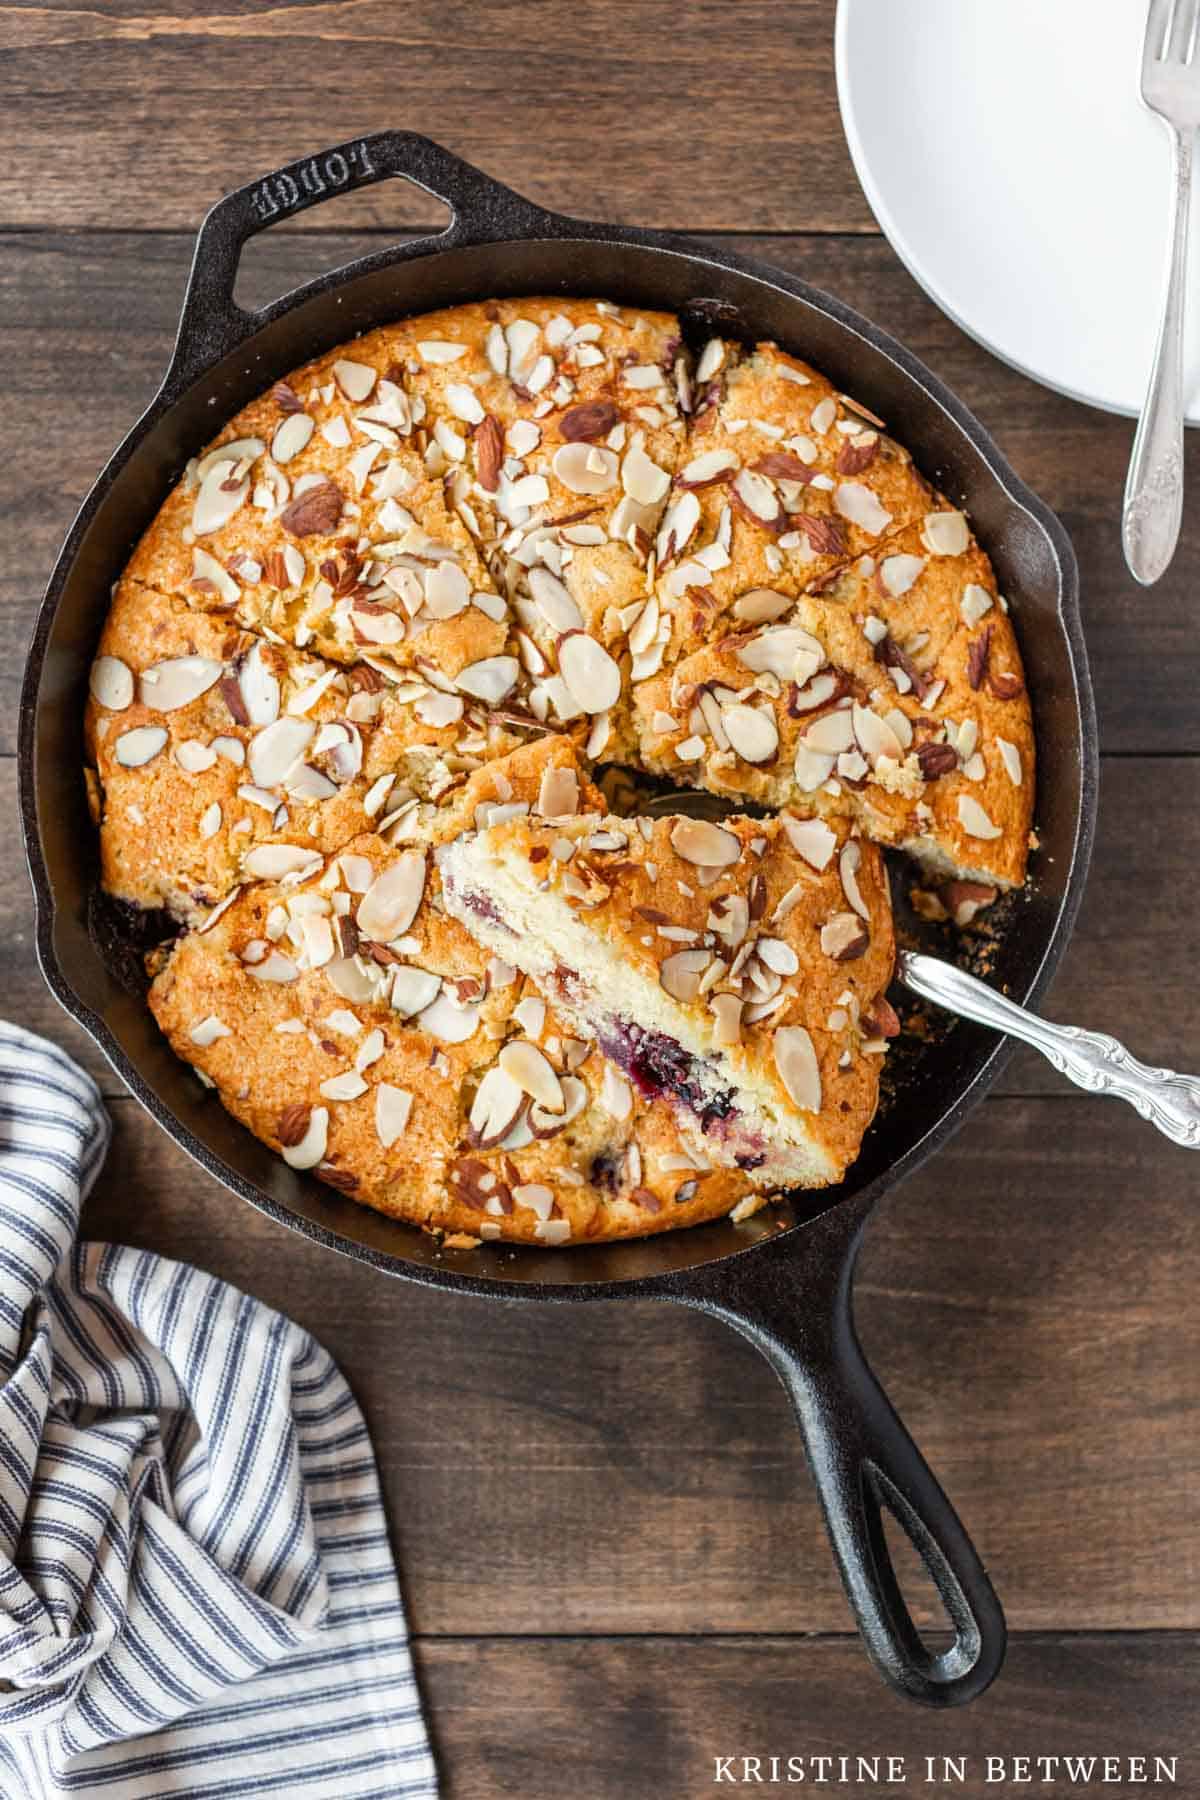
[440,809,897,1188]
[632,511,1034,892]
[654,338,933,643]
[85,582,532,924]
[388,297,690,756]
[148,735,761,1245]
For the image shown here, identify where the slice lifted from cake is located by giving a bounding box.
[440,808,897,1189]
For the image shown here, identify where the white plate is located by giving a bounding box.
[836,0,1200,424]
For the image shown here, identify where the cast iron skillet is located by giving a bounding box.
[19,131,1098,1707]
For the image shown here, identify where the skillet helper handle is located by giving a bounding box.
[678,1208,1005,1706]
[166,131,553,391]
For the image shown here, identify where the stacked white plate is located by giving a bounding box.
[836,0,1200,423]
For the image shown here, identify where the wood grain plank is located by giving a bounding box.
[416,1634,1200,1799]
[1,3,870,234]
[75,1093,1199,1635]
[5,755,1195,1100]
[2,231,1192,755]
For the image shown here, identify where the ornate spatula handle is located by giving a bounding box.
[899,951,1200,1149]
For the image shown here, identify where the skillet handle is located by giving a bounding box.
[675,1202,1005,1706]
[165,131,555,392]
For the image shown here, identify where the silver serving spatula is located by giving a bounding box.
[638,790,1200,1149]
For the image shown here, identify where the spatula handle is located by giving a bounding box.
[899,950,1200,1148]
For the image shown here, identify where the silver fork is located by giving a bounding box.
[639,789,1200,1147]
[1122,0,1200,586]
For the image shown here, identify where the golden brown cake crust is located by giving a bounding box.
[439,809,897,1189]
[148,737,759,1245]
[90,296,1038,1245]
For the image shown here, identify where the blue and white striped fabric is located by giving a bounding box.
[0,1024,436,1798]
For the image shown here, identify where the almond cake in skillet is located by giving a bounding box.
[84,298,1034,1247]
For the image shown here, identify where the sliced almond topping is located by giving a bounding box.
[528,565,584,633]
[957,794,1003,840]
[738,625,824,684]
[757,937,799,975]
[176,740,217,773]
[189,1014,230,1047]
[809,396,837,435]
[793,745,835,791]
[248,716,315,790]
[114,725,167,768]
[271,412,314,465]
[281,1105,329,1170]
[710,991,743,1048]
[390,965,442,1018]
[656,490,700,561]
[457,657,519,705]
[529,1074,587,1137]
[961,582,994,626]
[413,337,466,364]
[679,447,739,489]
[239,643,281,726]
[324,957,378,1003]
[670,817,741,868]
[852,703,904,765]
[732,587,791,624]
[417,992,482,1044]
[320,1070,368,1102]
[774,1024,822,1113]
[351,603,405,645]
[789,670,840,713]
[552,442,619,495]
[622,443,670,506]
[374,1083,412,1148]
[732,466,781,523]
[246,949,300,983]
[332,358,377,401]
[839,840,870,920]
[358,850,427,941]
[281,478,343,539]
[599,1064,633,1121]
[722,703,779,765]
[628,592,660,659]
[879,552,926,597]
[537,762,580,818]
[659,947,712,1003]
[921,510,970,556]
[708,893,749,948]
[192,460,250,535]
[803,708,855,755]
[242,843,321,880]
[833,481,891,535]
[821,912,869,961]
[513,1181,555,1220]
[558,634,621,714]
[782,815,837,870]
[499,1039,565,1113]
[198,802,222,840]
[89,656,134,711]
[469,1064,526,1148]
[445,381,486,425]
[997,737,1023,786]
[195,436,264,484]
[354,1027,386,1071]
[139,656,223,713]
[513,995,546,1037]
[695,338,726,384]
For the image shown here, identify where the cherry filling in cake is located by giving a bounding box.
[596,1021,737,1133]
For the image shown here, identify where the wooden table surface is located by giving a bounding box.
[5,4,1200,1793]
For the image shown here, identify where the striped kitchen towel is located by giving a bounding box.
[0,1023,436,1799]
